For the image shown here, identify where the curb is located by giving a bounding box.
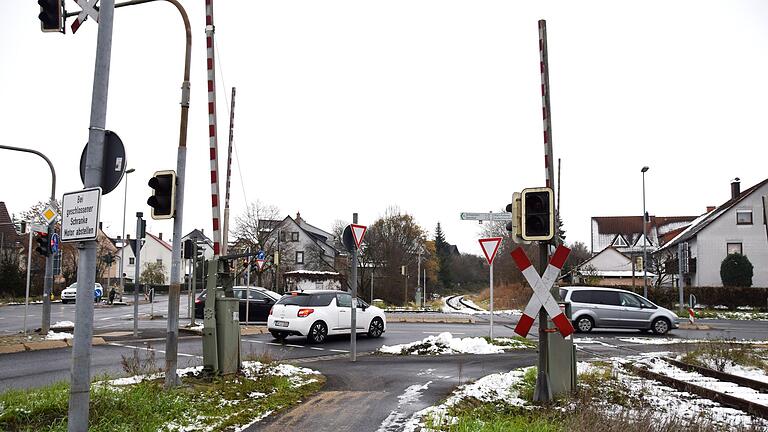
[679,323,712,330]
[385,316,476,324]
[178,326,269,337]
[0,337,106,354]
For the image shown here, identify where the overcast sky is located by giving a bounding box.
[2,1,767,257]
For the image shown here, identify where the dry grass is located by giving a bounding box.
[468,283,530,310]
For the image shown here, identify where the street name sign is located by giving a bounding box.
[460,212,512,222]
[511,245,574,338]
[61,188,102,242]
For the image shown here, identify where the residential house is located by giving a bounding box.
[658,178,768,288]
[591,214,698,271]
[181,229,214,261]
[118,232,173,285]
[0,201,22,253]
[274,212,341,272]
[573,246,654,286]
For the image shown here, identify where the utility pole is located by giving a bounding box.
[68,1,115,429]
[133,213,143,337]
[350,213,358,362]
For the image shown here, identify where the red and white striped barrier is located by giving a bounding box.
[688,308,695,324]
[205,0,222,256]
[511,245,574,338]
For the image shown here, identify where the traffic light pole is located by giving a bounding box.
[0,145,57,335]
[68,0,115,429]
[133,213,143,337]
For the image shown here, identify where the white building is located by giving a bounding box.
[118,232,172,284]
[659,178,768,288]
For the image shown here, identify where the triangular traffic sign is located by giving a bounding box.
[255,259,265,271]
[351,224,367,249]
[478,237,503,265]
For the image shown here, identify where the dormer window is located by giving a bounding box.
[612,235,629,247]
[736,210,753,225]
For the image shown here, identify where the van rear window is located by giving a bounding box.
[277,293,311,306]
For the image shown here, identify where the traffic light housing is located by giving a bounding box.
[147,170,176,220]
[35,229,51,257]
[195,243,205,260]
[521,187,554,241]
[183,239,193,259]
[38,0,63,32]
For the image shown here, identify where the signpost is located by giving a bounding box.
[61,188,102,243]
[78,130,127,195]
[478,237,502,339]
[460,212,512,222]
[342,218,367,362]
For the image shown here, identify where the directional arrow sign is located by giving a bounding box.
[255,259,265,271]
[350,224,367,249]
[478,237,503,265]
[460,212,512,221]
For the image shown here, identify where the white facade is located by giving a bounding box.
[119,233,172,284]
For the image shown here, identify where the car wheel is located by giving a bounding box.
[307,321,327,344]
[574,316,594,333]
[368,317,384,338]
[270,331,287,341]
[651,318,670,335]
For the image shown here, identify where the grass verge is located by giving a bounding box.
[681,341,768,373]
[0,362,324,432]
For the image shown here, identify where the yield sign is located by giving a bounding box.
[350,224,367,249]
[511,245,574,338]
[478,237,502,265]
[255,259,265,271]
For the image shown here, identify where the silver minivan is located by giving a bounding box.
[560,287,679,335]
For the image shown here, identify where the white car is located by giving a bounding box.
[61,283,104,304]
[267,290,386,343]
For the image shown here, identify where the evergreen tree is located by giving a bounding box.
[434,223,452,289]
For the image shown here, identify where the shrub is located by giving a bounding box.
[720,253,753,287]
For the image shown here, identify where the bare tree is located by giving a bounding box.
[232,201,283,287]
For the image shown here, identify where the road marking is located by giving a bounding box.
[285,344,303,348]
[266,342,282,346]
[309,347,324,351]
[99,317,113,321]
[422,331,465,335]
[329,349,349,353]
[106,342,203,359]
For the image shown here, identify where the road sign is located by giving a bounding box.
[29,223,48,234]
[460,212,512,222]
[257,250,265,260]
[351,224,366,249]
[71,0,99,34]
[41,206,58,224]
[79,130,127,195]
[478,237,502,265]
[511,245,574,338]
[342,224,367,252]
[255,259,265,271]
[61,187,102,243]
[51,233,60,253]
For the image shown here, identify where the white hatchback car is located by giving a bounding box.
[267,290,386,343]
[61,282,104,304]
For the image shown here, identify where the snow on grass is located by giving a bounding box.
[619,337,768,345]
[44,331,73,340]
[50,320,74,329]
[378,332,529,355]
[403,368,531,432]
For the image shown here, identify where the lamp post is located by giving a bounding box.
[119,168,136,301]
[641,166,649,299]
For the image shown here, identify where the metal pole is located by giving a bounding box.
[191,242,197,326]
[489,261,494,340]
[642,169,648,299]
[417,250,421,308]
[0,145,56,334]
[68,1,114,428]
[222,87,236,256]
[245,246,251,324]
[119,168,134,302]
[533,242,552,402]
[164,0,192,388]
[370,269,374,302]
[24,230,32,335]
[350,213,358,362]
[133,213,142,337]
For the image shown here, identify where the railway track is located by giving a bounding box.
[576,341,768,420]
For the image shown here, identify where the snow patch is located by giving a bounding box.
[51,320,74,329]
[379,332,522,355]
[45,331,73,340]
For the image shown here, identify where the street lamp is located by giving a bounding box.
[119,168,136,301]
[641,166,649,299]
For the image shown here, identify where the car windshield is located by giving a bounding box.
[277,293,312,306]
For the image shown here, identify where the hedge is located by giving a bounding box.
[620,285,768,310]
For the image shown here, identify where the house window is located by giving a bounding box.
[156,259,162,264]
[295,251,304,264]
[129,258,135,265]
[635,257,643,272]
[727,242,743,255]
[291,232,299,242]
[279,231,286,242]
[736,210,753,225]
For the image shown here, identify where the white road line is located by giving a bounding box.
[285,344,303,348]
[99,317,113,321]
[329,349,349,353]
[422,332,465,335]
[266,342,282,346]
[107,342,203,359]
[309,347,324,351]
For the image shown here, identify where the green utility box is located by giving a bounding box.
[215,296,241,375]
[546,302,576,396]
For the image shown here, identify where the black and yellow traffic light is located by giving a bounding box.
[147,170,176,220]
[38,0,63,32]
[521,187,554,241]
[35,229,51,257]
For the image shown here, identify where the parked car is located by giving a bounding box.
[560,286,679,335]
[61,283,104,304]
[267,290,387,343]
[194,286,281,323]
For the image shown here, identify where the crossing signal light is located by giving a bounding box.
[35,229,51,257]
[521,187,554,241]
[196,244,205,260]
[38,0,63,32]
[147,170,176,220]
[183,240,193,259]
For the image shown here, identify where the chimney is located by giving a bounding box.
[731,177,741,199]
[296,211,302,223]
[159,232,163,240]
[126,234,131,239]
[706,206,716,213]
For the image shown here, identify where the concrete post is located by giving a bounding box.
[133,213,143,336]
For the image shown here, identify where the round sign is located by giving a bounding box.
[50,233,60,253]
[79,130,127,195]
